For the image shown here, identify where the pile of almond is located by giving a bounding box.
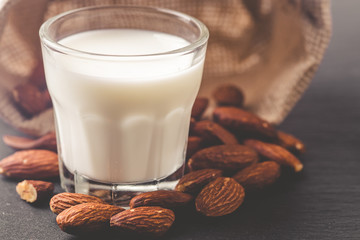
[0,83,305,238]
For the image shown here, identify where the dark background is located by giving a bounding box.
[1,1,360,239]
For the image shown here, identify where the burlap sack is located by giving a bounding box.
[0,0,331,136]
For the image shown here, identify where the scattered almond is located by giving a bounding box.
[213,84,244,107]
[191,97,209,120]
[232,161,281,191]
[28,62,46,89]
[189,117,197,132]
[175,168,223,194]
[186,136,204,159]
[110,206,175,237]
[56,202,124,235]
[213,106,277,140]
[50,192,106,215]
[192,120,238,146]
[244,139,303,172]
[129,190,193,209]
[187,144,258,172]
[195,177,245,217]
[16,180,54,203]
[277,130,306,154]
[0,149,58,179]
[3,132,57,152]
[12,83,51,116]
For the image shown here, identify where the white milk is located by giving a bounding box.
[44,29,204,183]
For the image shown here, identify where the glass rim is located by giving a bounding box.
[39,5,209,59]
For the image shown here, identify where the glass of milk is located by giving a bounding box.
[39,6,208,205]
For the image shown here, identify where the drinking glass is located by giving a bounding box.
[39,5,208,205]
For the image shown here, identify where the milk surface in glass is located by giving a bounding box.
[45,29,204,183]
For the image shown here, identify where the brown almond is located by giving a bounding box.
[0,150,58,179]
[213,84,244,107]
[192,120,238,146]
[186,136,204,159]
[187,144,258,172]
[12,83,50,116]
[110,206,175,237]
[189,117,197,132]
[56,202,124,235]
[41,89,52,107]
[213,106,277,140]
[28,62,46,89]
[195,177,245,217]
[277,131,306,154]
[232,161,281,191]
[129,190,193,209]
[3,132,57,152]
[244,139,303,172]
[16,180,54,203]
[175,169,223,194]
[50,192,106,215]
[191,97,209,119]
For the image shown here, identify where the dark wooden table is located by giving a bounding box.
[1,1,360,239]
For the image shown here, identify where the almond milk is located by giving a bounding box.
[43,29,204,183]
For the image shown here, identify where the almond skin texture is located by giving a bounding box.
[56,202,124,235]
[0,150,58,179]
[244,139,303,172]
[277,131,306,154]
[232,161,281,191]
[213,106,277,140]
[195,177,245,217]
[129,190,193,209]
[175,169,223,194]
[3,132,57,152]
[213,84,244,107]
[192,120,238,146]
[191,97,209,120]
[187,144,258,172]
[110,206,175,237]
[50,192,106,215]
[16,180,54,203]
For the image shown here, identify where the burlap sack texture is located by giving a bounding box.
[0,0,331,136]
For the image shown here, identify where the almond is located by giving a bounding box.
[276,130,306,154]
[195,177,245,217]
[110,206,175,237]
[244,139,303,172]
[232,161,281,191]
[12,83,50,116]
[213,84,244,107]
[175,168,223,194]
[56,202,124,235]
[129,190,193,209]
[41,89,52,107]
[189,117,196,132]
[0,150,58,179]
[16,180,54,203]
[192,120,238,146]
[3,132,57,152]
[50,192,106,215]
[187,144,258,172]
[213,106,277,140]
[28,62,46,89]
[186,136,204,159]
[191,97,209,120]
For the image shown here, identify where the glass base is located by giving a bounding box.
[59,159,184,206]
